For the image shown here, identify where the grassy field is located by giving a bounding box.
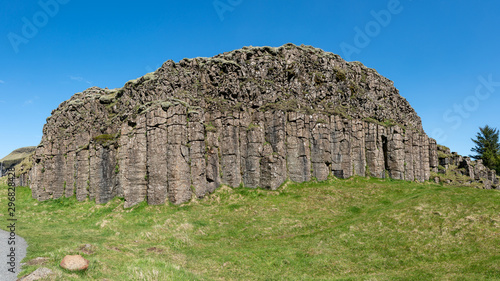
[0,177,499,280]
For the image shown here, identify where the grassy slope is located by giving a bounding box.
[0,177,499,280]
[0,147,35,162]
[0,146,36,169]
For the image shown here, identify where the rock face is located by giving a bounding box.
[435,145,499,189]
[28,44,497,208]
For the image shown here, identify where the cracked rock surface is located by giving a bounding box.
[30,44,453,207]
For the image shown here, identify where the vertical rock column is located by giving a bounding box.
[166,105,192,204]
[75,148,90,201]
[73,130,91,201]
[205,112,221,193]
[59,138,76,198]
[90,145,117,204]
[412,133,423,182]
[428,138,438,173]
[474,160,488,180]
[88,146,101,202]
[53,145,67,199]
[220,113,242,187]
[330,115,343,178]
[188,109,209,198]
[310,114,331,181]
[50,154,66,199]
[404,131,415,181]
[119,115,148,208]
[364,122,385,178]
[146,107,169,205]
[31,148,49,201]
[340,119,353,178]
[260,111,287,189]
[331,116,353,179]
[240,111,264,188]
[420,135,430,181]
[64,151,76,198]
[40,135,65,200]
[488,170,498,186]
[287,112,311,182]
[459,157,475,178]
[351,120,366,177]
[387,127,404,180]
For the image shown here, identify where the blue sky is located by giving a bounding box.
[1,0,499,159]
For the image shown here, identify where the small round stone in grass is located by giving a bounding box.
[60,255,89,271]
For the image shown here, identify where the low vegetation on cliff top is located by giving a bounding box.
[1,178,499,280]
[0,146,35,170]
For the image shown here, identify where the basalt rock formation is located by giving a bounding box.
[432,145,499,189]
[28,44,497,208]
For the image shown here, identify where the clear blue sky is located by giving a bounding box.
[1,0,499,159]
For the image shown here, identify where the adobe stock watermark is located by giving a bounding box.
[146,64,162,73]
[213,0,243,21]
[7,0,70,54]
[432,74,500,143]
[340,0,409,61]
[6,169,17,274]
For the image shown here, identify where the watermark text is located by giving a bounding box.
[213,0,243,21]
[8,0,70,54]
[432,74,500,143]
[6,169,17,274]
[340,0,406,61]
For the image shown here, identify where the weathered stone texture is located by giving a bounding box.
[119,115,148,208]
[365,122,385,178]
[188,109,208,198]
[286,112,311,182]
[165,105,192,204]
[64,151,76,198]
[403,131,415,181]
[428,139,438,173]
[146,107,169,204]
[75,149,90,202]
[310,114,331,181]
[435,145,499,189]
[28,44,498,207]
[220,114,242,187]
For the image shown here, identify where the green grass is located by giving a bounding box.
[0,146,36,171]
[0,177,499,280]
[0,146,36,163]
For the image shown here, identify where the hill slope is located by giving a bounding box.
[0,146,35,175]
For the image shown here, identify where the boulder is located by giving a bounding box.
[60,255,89,271]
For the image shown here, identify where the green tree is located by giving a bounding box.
[470,125,500,175]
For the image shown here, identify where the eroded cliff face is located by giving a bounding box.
[30,44,443,207]
[433,145,499,189]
